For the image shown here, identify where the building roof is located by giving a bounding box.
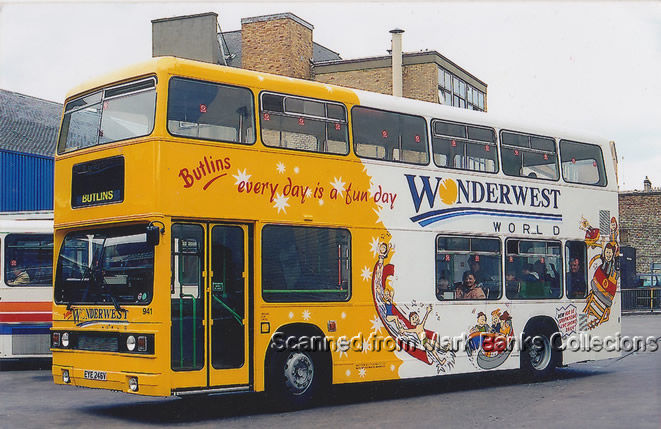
[0,89,61,157]
[218,30,341,68]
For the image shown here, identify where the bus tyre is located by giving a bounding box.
[521,329,559,378]
[268,349,325,408]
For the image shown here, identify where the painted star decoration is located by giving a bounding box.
[330,176,346,198]
[276,162,286,174]
[361,266,372,281]
[369,237,381,257]
[302,309,311,321]
[232,168,251,186]
[273,193,290,214]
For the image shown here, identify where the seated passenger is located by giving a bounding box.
[455,272,486,300]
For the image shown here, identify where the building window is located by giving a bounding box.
[437,67,484,111]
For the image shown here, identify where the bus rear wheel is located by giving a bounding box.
[268,349,325,408]
[521,330,558,378]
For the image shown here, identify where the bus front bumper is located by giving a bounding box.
[52,364,169,396]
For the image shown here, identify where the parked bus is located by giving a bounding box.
[1,211,53,360]
[51,57,621,402]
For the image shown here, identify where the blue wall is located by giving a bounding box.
[0,149,54,211]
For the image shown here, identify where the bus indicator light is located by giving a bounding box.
[137,336,147,352]
[200,104,207,113]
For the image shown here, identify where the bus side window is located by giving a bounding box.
[4,234,53,287]
[260,93,349,155]
[506,239,562,300]
[167,77,255,145]
[435,235,501,301]
[501,131,559,181]
[560,140,607,186]
[432,120,498,173]
[565,241,588,299]
[352,106,429,165]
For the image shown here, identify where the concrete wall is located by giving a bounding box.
[152,12,220,64]
[619,191,661,273]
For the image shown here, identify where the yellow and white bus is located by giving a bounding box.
[51,57,621,402]
[1,211,53,361]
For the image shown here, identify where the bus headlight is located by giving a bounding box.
[128,376,138,392]
[62,369,70,384]
[126,335,136,352]
[61,332,70,348]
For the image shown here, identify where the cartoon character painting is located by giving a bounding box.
[581,216,620,329]
[370,241,455,374]
[466,308,514,370]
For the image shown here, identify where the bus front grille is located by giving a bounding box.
[77,335,119,352]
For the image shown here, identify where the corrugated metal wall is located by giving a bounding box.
[0,149,54,211]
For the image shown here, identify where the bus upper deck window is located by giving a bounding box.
[501,131,559,181]
[167,78,256,145]
[432,120,497,173]
[560,140,607,186]
[352,106,429,165]
[260,92,349,155]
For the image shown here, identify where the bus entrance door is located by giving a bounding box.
[207,224,250,388]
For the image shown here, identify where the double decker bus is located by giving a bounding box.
[51,57,621,402]
[1,211,53,361]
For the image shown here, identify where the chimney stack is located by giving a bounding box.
[152,12,221,64]
[390,28,404,97]
[644,176,652,192]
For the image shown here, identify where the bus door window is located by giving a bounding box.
[560,140,607,186]
[171,224,205,371]
[262,225,350,302]
[168,77,255,144]
[4,234,53,287]
[565,241,588,299]
[260,92,349,155]
[431,120,498,173]
[352,106,429,165]
[210,225,245,369]
[506,239,562,299]
[501,131,559,181]
[435,235,501,300]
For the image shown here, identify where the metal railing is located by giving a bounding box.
[621,288,661,313]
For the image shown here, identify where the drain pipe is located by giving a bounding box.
[390,28,404,97]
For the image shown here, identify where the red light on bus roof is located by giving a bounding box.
[263,113,270,121]
[382,130,389,138]
[514,150,519,156]
[200,104,207,113]
[298,117,305,126]
[474,255,480,262]
[335,123,341,131]
[445,254,450,261]
[415,135,421,143]
[543,154,548,160]
[485,145,490,152]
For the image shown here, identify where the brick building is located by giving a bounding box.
[618,177,661,274]
[152,12,487,110]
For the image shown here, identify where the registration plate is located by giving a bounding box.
[84,370,107,381]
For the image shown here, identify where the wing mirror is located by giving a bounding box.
[146,222,165,246]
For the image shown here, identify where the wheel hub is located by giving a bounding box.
[284,352,314,395]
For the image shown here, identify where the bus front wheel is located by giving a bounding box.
[267,349,325,408]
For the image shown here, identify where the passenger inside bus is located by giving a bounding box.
[7,259,30,285]
[455,272,486,300]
